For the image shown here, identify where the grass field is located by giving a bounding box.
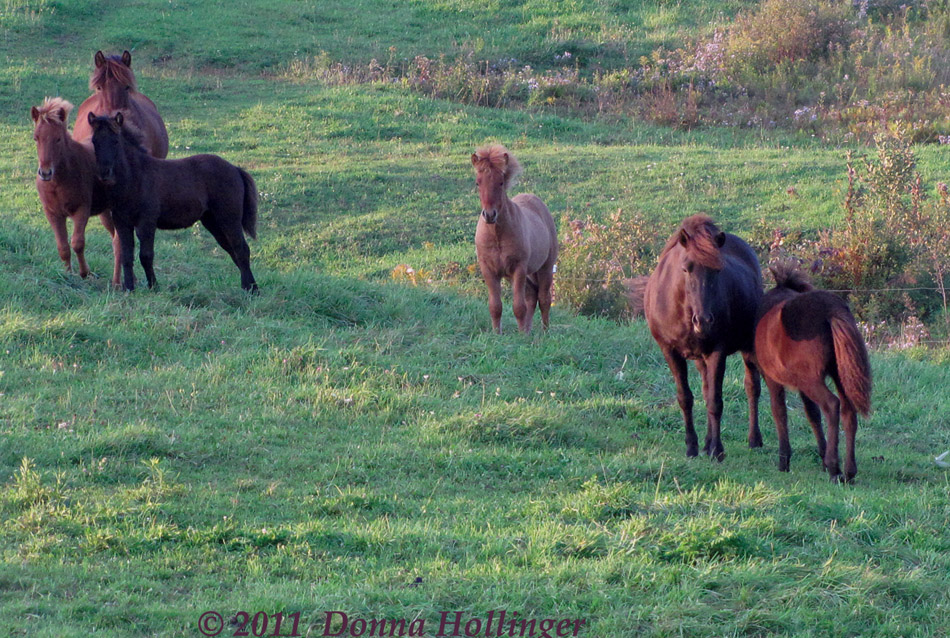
[3,1,950,636]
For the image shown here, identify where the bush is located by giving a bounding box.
[555,210,660,320]
[753,131,950,336]
[724,0,855,77]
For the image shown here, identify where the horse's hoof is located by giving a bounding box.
[749,435,763,449]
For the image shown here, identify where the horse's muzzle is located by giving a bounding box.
[692,313,715,334]
[98,171,116,186]
[37,167,53,182]
[481,209,498,224]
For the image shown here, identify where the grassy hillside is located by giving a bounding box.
[2,1,950,637]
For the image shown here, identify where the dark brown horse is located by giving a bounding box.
[643,215,763,461]
[755,263,872,483]
[31,98,120,286]
[73,50,169,159]
[89,112,258,292]
[472,144,557,333]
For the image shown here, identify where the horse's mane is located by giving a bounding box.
[769,261,815,293]
[119,119,148,152]
[90,55,138,92]
[660,214,724,269]
[472,144,523,189]
[34,97,74,125]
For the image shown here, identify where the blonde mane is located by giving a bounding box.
[472,144,523,189]
[33,97,74,125]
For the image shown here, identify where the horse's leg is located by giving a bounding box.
[99,211,122,288]
[800,392,827,460]
[115,222,137,291]
[662,348,697,457]
[523,275,539,333]
[71,209,91,278]
[700,351,727,462]
[764,377,791,471]
[478,263,503,334]
[804,381,842,481]
[135,224,158,289]
[694,358,710,454]
[205,214,258,292]
[536,266,554,330]
[45,211,72,274]
[742,352,763,448]
[833,377,859,483]
[511,267,530,333]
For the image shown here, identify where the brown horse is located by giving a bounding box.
[89,113,258,292]
[642,215,763,461]
[755,263,872,483]
[471,144,557,333]
[72,50,169,158]
[31,98,120,286]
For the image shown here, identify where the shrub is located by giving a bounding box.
[723,0,855,77]
[555,210,660,320]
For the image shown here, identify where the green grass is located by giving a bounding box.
[3,1,950,636]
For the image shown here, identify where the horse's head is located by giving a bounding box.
[31,98,73,182]
[675,216,727,337]
[471,144,522,224]
[90,50,137,110]
[88,111,125,185]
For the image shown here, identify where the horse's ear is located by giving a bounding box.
[115,112,124,127]
[31,106,39,123]
[678,229,690,247]
[471,153,478,166]
[121,50,132,67]
[502,152,509,166]
[95,51,106,68]
[56,108,67,123]
[716,231,726,247]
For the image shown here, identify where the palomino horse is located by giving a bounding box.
[72,50,169,158]
[643,215,763,461]
[755,262,872,483]
[89,113,259,292]
[471,144,557,333]
[31,98,120,286]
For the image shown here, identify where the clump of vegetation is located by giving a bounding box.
[555,209,660,320]
[752,130,950,342]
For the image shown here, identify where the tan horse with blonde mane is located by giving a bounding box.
[31,98,120,285]
[471,145,557,333]
[72,50,169,158]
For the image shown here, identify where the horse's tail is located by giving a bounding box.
[238,167,258,240]
[625,276,650,317]
[830,306,872,416]
[770,260,815,293]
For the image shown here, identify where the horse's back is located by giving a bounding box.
[756,294,835,387]
[511,193,557,270]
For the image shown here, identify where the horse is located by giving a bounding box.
[72,50,169,159]
[755,262,872,483]
[642,215,763,461]
[31,98,120,286]
[471,144,557,333]
[88,112,258,292]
